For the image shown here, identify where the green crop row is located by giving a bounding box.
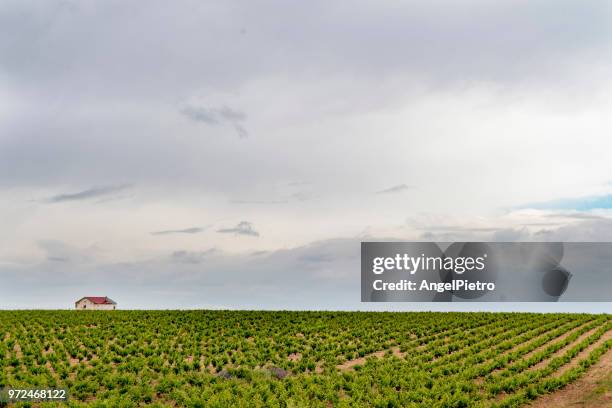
[0,311,608,407]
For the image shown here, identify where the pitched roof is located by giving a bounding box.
[77,296,117,305]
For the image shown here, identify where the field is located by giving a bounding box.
[0,311,611,407]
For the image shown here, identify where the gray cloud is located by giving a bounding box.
[151,227,207,236]
[535,229,555,237]
[47,256,69,263]
[417,225,499,232]
[2,1,612,312]
[544,212,607,220]
[37,240,97,264]
[3,1,610,94]
[521,222,562,227]
[179,106,218,125]
[217,221,259,237]
[44,185,129,203]
[418,226,529,242]
[532,219,612,242]
[171,249,217,264]
[2,234,610,311]
[230,200,288,204]
[1,0,610,197]
[231,191,316,204]
[419,218,612,243]
[419,231,436,240]
[217,106,246,122]
[376,184,413,194]
[287,181,311,187]
[0,238,359,309]
[291,191,317,202]
[491,228,529,242]
[180,104,248,138]
[298,252,337,263]
[233,125,248,139]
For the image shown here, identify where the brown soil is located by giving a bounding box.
[521,321,594,362]
[288,352,302,362]
[475,323,602,390]
[336,352,382,371]
[497,323,574,360]
[336,347,402,371]
[527,346,612,408]
[472,326,567,386]
[527,325,604,372]
[549,328,612,379]
[485,322,597,381]
[45,361,56,376]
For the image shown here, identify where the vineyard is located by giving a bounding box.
[0,311,610,407]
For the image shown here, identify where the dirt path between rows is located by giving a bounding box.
[526,324,604,372]
[527,346,612,408]
[336,347,403,371]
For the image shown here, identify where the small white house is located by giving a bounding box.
[75,296,117,310]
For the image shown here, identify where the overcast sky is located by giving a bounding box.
[1,0,612,311]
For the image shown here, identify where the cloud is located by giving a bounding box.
[531,219,612,241]
[151,227,207,236]
[417,225,499,232]
[4,1,610,94]
[416,216,612,243]
[1,232,612,310]
[230,200,288,204]
[287,181,311,187]
[2,1,612,311]
[171,249,217,264]
[1,1,611,207]
[376,184,413,194]
[233,125,248,139]
[0,238,360,309]
[544,212,607,220]
[47,256,69,262]
[491,228,529,242]
[231,191,315,204]
[180,104,248,138]
[217,221,259,237]
[37,240,98,264]
[178,106,218,125]
[44,185,129,203]
[291,192,309,201]
[298,252,337,263]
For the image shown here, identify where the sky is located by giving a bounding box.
[1,0,612,311]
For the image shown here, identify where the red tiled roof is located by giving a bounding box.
[79,296,116,305]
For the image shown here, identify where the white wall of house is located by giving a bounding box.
[75,299,116,310]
